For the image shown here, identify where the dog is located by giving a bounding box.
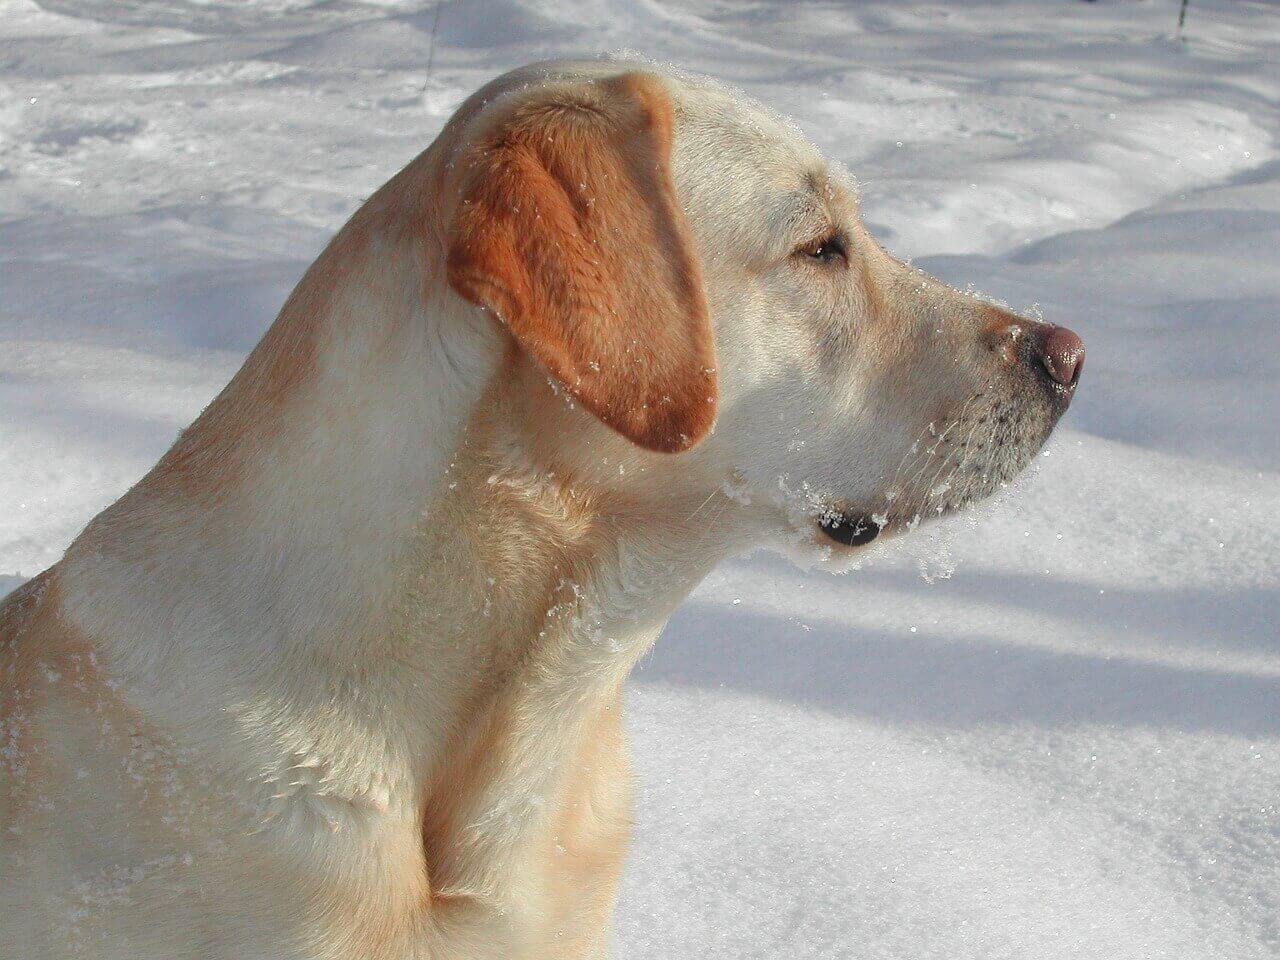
[0,59,1083,959]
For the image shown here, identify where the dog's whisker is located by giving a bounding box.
[684,489,720,523]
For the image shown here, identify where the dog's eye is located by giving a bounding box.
[797,235,846,266]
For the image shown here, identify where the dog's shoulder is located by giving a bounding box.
[1,567,69,721]
[0,568,54,641]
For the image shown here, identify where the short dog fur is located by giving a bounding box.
[0,59,1082,959]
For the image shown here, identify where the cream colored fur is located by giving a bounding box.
[0,59,1073,959]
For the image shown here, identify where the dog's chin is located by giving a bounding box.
[812,494,976,551]
[816,511,883,547]
[812,509,917,552]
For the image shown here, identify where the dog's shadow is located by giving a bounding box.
[638,564,1280,739]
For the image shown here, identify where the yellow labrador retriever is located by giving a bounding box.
[0,60,1083,959]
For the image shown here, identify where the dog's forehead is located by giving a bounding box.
[672,75,815,153]
[661,74,856,251]
[673,77,828,175]
[440,59,854,244]
[462,61,830,167]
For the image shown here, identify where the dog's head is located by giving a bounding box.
[438,61,1082,557]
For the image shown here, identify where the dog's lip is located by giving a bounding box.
[816,511,884,547]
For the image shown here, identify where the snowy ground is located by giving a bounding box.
[3,0,1279,957]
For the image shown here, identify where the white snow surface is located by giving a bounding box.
[3,1,1279,957]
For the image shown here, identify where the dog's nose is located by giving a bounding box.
[1036,325,1084,387]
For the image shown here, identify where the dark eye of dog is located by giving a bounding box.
[799,235,846,265]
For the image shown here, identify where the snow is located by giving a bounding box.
[2,1,1279,956]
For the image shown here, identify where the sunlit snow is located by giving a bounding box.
[2,1,1278,957]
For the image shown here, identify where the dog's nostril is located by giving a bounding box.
[1038,325,1084,387]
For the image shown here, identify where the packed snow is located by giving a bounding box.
[2,1,1279,957]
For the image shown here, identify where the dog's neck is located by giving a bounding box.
[55,192,728,896]
[60,189,491,683]
[397,404,725,896]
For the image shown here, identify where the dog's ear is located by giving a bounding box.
[446,72,716,454]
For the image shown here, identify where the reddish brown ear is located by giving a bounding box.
[446,71,716,453]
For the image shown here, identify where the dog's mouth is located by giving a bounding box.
[812,375,1071,551]
[816,511,884,547]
